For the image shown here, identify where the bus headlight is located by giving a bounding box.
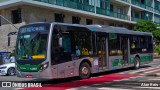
[40,62,49,72]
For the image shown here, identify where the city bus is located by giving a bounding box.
[15,22,153,79]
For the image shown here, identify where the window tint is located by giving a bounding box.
[133,36,140,48]
[109,33,121,56]
[51,25,92,65]
[148,36,153,53]
[51,26,72,65]
[74,32,92,56]
[130,35,153,54]
[140,37,148,49]
[97,35,106,54]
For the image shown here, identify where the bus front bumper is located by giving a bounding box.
[16,69,54,79]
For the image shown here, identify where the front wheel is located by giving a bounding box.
[134,57,140,69]
[7,67,16,76]
[79,62,91,79]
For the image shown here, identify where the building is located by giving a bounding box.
[0,0,160,50]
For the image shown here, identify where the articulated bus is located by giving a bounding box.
[15,22,153,79]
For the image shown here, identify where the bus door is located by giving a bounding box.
[121,37,129,65]
[51,26,74,78]
[97,33,108,67]
[51,26,72,78]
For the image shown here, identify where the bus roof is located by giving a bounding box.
[21,22,152,36]
[86,25,152,36]
[51,22,152,36]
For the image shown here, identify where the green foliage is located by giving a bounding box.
[134,20,160,41]
[154,45,160,55]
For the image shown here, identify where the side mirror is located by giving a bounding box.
[59,37,62,47]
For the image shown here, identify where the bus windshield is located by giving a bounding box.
[16,24,50,60]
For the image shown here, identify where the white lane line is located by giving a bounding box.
[113,80,123,82]
[67,88,78,90]
[14,88,24,90]
[144,69,160,74]
[67,86,89,90]
[120,67,153,74]
[148,78,160,80]
[120,79,129,81]
[98,87,133,90]
[129,67,160,74]
[136,86,160,89]
[139,74,146,76]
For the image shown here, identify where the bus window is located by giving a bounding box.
[130,35,151,53]
[140,37,148,50]
[133,36,140,48]
[130,36,141,54]
[51,25,93,65]
[97,34,107,66]
[74,32,92,56]
[51,25,72,65]
[148,36,153,53]
[62,35,71,52]
[109,33,121,56]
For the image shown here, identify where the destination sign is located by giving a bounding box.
[20,24,50,33]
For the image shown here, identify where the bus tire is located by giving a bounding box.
[79,62,91,79]
[134,57,140,69]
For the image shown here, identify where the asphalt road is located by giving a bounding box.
[0,59,160,90]
[71,59,160,90]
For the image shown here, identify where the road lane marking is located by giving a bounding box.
[144,69,160,74]
[14,88,24,90]
[148,78,160,80]
[129,67,160,74]
[137,87,160,89]
[98,87,133,90]
[119,66,160,74]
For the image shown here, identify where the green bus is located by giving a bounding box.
[15,22,153,79]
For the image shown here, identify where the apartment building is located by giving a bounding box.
[0,0,160,50]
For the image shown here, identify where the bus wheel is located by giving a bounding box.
[134,57,140,69]
[79,62,91,79]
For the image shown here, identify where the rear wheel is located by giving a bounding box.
[7,67,16,76]
[134,57,140,69]
[79,62,91,79]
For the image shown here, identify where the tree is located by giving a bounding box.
[134,20,160,41]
